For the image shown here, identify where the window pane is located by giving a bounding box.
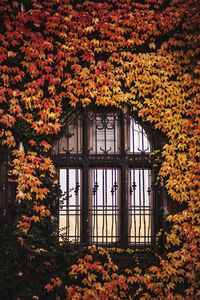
[130,118,151,153]
[53,117,82,154]
[90,114,120,154]
[129,169,152,245]
[59,168,81,243]
[89,169,119,245]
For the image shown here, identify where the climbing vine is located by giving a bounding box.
[0,0,199,299]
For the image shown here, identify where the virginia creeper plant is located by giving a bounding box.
[0,0,199,299]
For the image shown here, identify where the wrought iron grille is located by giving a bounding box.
[52,109,158,247]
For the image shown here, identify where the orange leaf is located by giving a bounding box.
[44,283,53,292]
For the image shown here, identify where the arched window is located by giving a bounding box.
[52,108,160,248]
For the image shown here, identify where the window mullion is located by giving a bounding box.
[82,110,89,246]
[120,112,128,248]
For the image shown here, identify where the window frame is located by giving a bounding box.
[52,107,162,248]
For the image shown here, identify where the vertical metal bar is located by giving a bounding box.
[92,169,99,244]
[120,112,128,247]
[138,170,142,244]
[133,170,137,245]
[130,169,137,245]
[142,168,146,245]
[82,110,89,245]
[96,170,98,243]
[94,114,98,243]
[75,169,80,242]
[92,170,95,243]
[129,169,132,244]
[66,168,69,241]
[115,170,118,243]
[111,169,114,243]
[147,170,151,244]
[102,169,105,244]
[113,115,118,244]
[104,116,106,152]
[114,116,116,153]
[153,168,161,248]
[105,169,108,244]
[57,168,61,239]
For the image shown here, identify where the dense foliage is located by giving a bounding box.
[0,0,199,299]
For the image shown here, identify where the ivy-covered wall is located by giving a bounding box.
[0,0,199,299]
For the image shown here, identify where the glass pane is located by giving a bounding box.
[59,168,81,243]
[53,117,82,154]
[130,118,151,153]
[89,169,119,245]
[129,169,152,245]
[90,114,120,154]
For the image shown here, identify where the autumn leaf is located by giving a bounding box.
[1,0,199,298]
[44,283,53,292]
